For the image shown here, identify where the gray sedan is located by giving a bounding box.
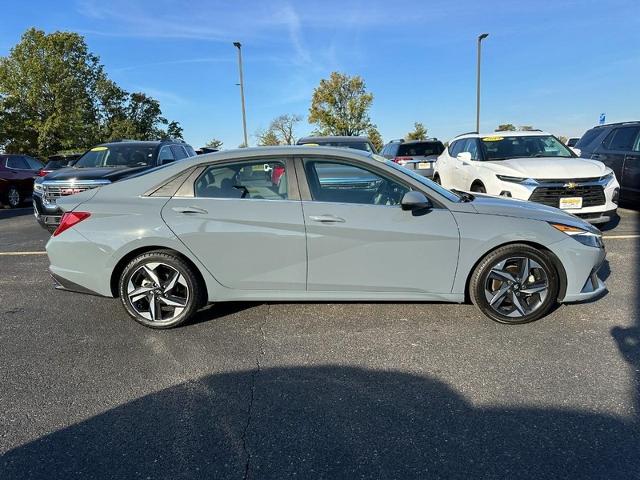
[47,146,607,328]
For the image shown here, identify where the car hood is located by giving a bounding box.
[43,166,149,182]
[467,193,599,233]
[485,157,607,179]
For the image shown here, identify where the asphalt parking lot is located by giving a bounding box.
[1,207,640,479]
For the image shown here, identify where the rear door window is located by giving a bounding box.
[603,126,640,152]
[158,147,175,164]
[6,156,30,169]
[171,145,188,160]
[195,160,288,200]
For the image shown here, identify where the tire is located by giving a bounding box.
[118,250,205,329]
[470,244,559,324]
[470,182,486,194]
[433,174,441,185]
[6,186,21,208]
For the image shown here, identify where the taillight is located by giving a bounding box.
[37,169,49,177]
[393,156,413,166]
[53,212,91,237]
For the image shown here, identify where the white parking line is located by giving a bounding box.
[602,234,640,240]
[0,251,47,256]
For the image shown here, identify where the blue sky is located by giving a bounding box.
[1,0,639,148]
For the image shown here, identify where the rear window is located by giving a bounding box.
[397,142,444,157]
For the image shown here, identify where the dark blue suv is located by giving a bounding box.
[575,122,639,204]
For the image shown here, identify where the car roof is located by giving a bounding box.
[298,136,371,143]
[454,130,553,140]
[180,145,377,168]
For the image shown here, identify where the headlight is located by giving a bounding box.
[496,175,526,183]
[33,182,44,193]
[551,223,603,248]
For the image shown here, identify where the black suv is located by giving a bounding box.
[33,139,196,231]
[380,139,445,178]
[575,121,639,204]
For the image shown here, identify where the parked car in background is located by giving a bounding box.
[0,154,43,208]
[566,137,580,148]
[47,146,607,329]
[33,139,196,231]
[574,121,639,204]
[433,131,619,224]
[37,153,82,177]
[380,139,445,177]
[297,135,377,153]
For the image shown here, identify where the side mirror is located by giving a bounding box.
[401,191,432,211]
[457,151,472,164]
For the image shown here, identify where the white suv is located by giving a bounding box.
[433,131,619,224]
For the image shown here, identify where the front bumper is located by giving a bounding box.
[33,192,62,230]
[549,236,607,303]
[494,178,619,225]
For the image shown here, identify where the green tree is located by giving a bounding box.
[165,121,183,140]
[366,126,384,152]
[405,122,428,141]
[0,28,179,156]
[205,138,223,149]
[308,72,374,136]
[0,28,106,156]
[495,124,516,132]
[256,128,280,146]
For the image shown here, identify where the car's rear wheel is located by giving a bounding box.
[6,186,21,208]
[118,250,204,329]
[470,244,559,324]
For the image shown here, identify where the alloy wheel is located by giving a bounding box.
[8,187,20,207]
[126,262,190,323]
[483,256,549,318]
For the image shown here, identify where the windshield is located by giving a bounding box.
[397,142,444,157]
[480,135,574,161]
[74,144,156,168]
[379,156,461,202]
[303,141,373,153]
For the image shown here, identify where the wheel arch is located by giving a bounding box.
[463,240,567,302]
[470,179,486,191]
[110,246,209,302]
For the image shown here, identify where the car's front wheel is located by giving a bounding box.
[470,244,559,324]
[118,250,204,329]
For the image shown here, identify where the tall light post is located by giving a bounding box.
[476,33,489,133]
[233,41,248,147]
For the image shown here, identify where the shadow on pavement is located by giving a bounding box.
[0,207,33,220]
[2,364,639,479]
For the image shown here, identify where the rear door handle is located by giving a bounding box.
[172,206,208,215]
[309,214,345,223]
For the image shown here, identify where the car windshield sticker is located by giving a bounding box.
[482,136,504,142]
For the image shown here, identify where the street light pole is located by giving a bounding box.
[233,41,248,147]
[476,33,489,133]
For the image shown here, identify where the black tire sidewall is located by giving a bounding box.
[471,245,559,324]
[118,251,202,329]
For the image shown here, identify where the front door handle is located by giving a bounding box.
[172,206,208,215]
[309,214,345,223]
